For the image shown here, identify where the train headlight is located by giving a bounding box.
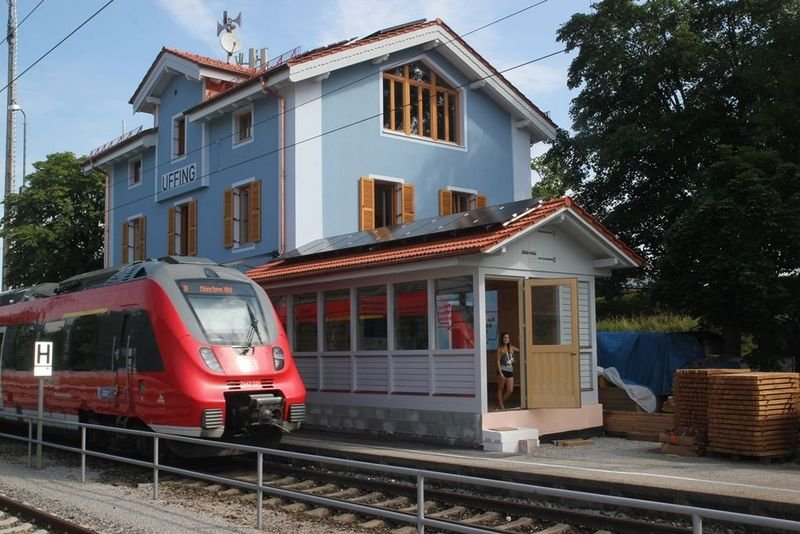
[199,347,224,373]
[272,346,285,371]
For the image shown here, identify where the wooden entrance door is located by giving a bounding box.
[524,278,580,408]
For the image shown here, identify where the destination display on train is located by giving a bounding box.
[178,279,253,296]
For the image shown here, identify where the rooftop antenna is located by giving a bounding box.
[216,10,242,62]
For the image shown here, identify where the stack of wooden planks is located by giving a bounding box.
[706,372,800,458]
[672,369,749,444]
[603,411,674,441]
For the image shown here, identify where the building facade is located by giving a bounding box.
[85,19,557,270]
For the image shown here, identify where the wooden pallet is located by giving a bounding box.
[603,411,674,442]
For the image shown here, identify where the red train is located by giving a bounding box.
[0,257,306,455]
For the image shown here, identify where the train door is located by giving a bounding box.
[0,327,5,411]
[113,314,136,413]
[523,278,580,408]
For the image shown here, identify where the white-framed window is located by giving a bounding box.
[438,187,487,215]
[128,158,142,188]
[168,200,197,256]
[232,105,254,147]
[121,215,146,263]
[358,175,415,231]
[172,113,186,160]
[382,59,462,145]
[224,179,261,248]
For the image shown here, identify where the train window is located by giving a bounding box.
[66,315,101,371]
[95,313,124,371]
[11,323,38,371]
[124,310,164,372]
[178,279,275,346]
[42,320,67,371]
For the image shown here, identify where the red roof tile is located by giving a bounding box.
[247,198,644,283]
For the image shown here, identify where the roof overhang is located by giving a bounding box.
[131,52,251,115]
[485,207,643,269]
[287,24,557,142]
[83,130,157,172]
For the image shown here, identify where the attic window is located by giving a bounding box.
[382,60,461,145]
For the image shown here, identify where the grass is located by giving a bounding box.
[597,313,699,333]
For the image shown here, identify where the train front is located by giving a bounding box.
[155,262,306,447]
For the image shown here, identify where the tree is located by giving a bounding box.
[530,152,567,199]
[550,0,800,360]
[0,152,105,288]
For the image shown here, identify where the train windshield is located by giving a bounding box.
[178,279,275,346]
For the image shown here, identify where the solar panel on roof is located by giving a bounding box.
[281,198,542,260]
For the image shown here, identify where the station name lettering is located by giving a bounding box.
[161,163,197,192]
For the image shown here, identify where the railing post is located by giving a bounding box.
[257,452,263,529]
[416,474,425,534]
[692,513,702,534]
[153,436,160,500]
[80,426,86,483]
[26,419,32,468]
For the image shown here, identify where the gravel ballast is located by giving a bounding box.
[0,439,361,533]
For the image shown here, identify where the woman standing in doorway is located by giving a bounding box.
[496,332,519,410]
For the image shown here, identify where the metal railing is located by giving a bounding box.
[1,414,799,534]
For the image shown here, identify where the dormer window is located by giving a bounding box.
[382,60,460,144]
[172,114,186,159]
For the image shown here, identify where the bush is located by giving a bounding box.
[598,314,699,333]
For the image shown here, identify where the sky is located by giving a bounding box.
[0,0,593,190]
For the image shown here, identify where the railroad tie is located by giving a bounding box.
[263,497,284,507]
[332,513,358,524]
[269,476,297,486]
[359,519,386,530]
[281,502,307,513]
[462,511,500,525]
[398,500,436,514]
[349,491,384,503]
[281,480,316,491]
[325,488,360,499]
[390,527,417,534]
[428,505,466,519]
[372,496,409,508]
[2,522,34,533]
[304,507,331,519]
[498,517,533,531]
[0,517,18,527]
[306,483,338,495]
[534,524,571,534]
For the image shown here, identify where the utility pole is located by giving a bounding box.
[3,0,17,291]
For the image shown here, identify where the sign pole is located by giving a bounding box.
[33,341,53,470]
[36,376,43,468]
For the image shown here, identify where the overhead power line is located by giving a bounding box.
[102,0,554,196]
[106,48,566,216]
[0,0,115,95]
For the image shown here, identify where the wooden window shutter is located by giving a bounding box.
[359,177,375,231]
[121,222,129,264]
[439,190,453,216]
[401,183,415,223]
[249,180,261,243]
[167,207,176,256]
[477,194,487,209]
[138,217,147,261]
[223,188,233,248]
[188,200,198,256]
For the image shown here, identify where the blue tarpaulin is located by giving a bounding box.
[597,332,704,395]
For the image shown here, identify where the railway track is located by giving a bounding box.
[0,493,96,534]
[155,458,696,533]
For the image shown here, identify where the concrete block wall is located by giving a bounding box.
[305,403,482,446]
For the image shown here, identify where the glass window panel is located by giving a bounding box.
[393,80,404,132]
[394,281,428,350]
[422,88,431,138]
[357,286,387,350]
[447,94,458,143]
[436,91,446,140]
[270,295,288,332]
[409,85,419,135]
[324,290,351,351]
[408,61,431,83]
[532,284,573,345]
[293,293,318,352]
[435,276,474,350]
[382,78,391,129]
